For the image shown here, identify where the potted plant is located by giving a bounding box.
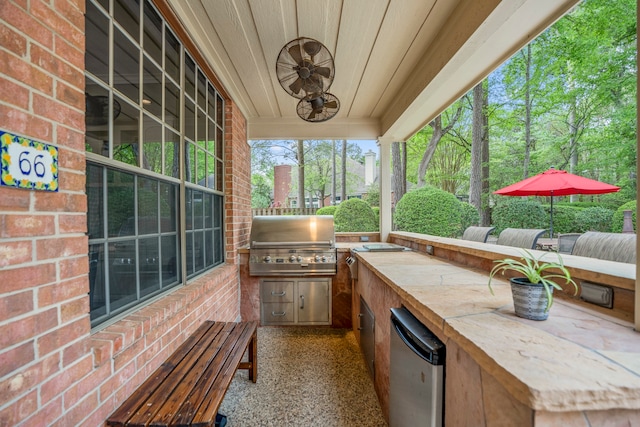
[488,249,578,320]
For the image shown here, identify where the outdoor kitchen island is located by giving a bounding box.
[351,238,640,426]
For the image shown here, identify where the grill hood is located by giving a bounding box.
[250,215,335,249]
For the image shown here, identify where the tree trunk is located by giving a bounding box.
[297,140,305,208]
[523,44,532,180]
[480,81,491,226]
[341,140,347,203]
[391,142,404,206]
[331,140,336,205]
[469,82,483,221]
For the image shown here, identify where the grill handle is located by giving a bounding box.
[251,240,334,249]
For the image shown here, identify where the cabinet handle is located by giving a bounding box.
[271,291,286,296]
[358,313,363,330]
[271,311,286,317]
[300,295,304,309]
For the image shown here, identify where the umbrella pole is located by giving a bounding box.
[549,193,554,238]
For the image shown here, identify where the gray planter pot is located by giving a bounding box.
[510,277,552,321]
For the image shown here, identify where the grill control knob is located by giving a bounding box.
[289,255,297,262]
[297,256,303,262]
[321,256,327,262]
[263,256,271,263]
[314,255,321,262]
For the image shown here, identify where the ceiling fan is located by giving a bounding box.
[296,92,340,123]
[276,37,335,99]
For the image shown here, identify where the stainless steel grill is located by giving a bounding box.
[249,215,337,276]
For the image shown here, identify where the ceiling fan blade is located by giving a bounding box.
[308,109,318,120]
[288,44,303,64]
[325,100,338,109]
[303,40,322,57]
[288,78,304,95]
[314,67,332,78]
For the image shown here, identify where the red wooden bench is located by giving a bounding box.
[107,320,258,427]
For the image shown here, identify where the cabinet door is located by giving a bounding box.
[262,302,295,324]
[298,279,330,324]
[260,280,294,302]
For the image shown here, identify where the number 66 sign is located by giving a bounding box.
[1,131,59,192]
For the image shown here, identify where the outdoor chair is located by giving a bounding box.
[571,231,636,264]
[556,233,582,254]
[496,228,547,249]
[461,226,496,243]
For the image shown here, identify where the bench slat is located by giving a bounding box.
[107,321,220,427]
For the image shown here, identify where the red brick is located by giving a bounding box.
[64,360,111,411]
[0,390,38,426]
[0,104,53,142]
[34,190,87,213]
[0,187,30,210]
[37,316,90,357]
[0,240,32,267]
[60,296,89,323]
[18,396,63,427]
[0,22,27,56]
[39,276,88,307]
[0,0,54,49]
[62,337,90,367]
[59,213,87,234]
[0,308,57,348]
[32,0,84,53]
[50,391,98,427]
[0,75,29,109]
[36,235,87,260]
[59,255,88,280]
[0,50,54,96]
[58,169,86,192]
[56,126,86,152]
[40,353,92,404]
[113,337,145,373]
[0,341,34,378]
[99,358,134,399]
[0,263,56,292]
[57,147,86,171]
[54,35,85,73]
[0,214,56,238]
[0,290,34,322]
[0,352,60,402]
[55,79,84,110]
[89,337,115,368]
[33,93,84,130]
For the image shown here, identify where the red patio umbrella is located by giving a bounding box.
[494,167,620,237]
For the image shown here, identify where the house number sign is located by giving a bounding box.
[1,131,59,192]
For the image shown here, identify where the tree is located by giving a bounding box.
[297,140,305,207]
[392,142,406,204]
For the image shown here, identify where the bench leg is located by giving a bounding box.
[249,329,257,383]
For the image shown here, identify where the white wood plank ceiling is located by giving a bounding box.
[167,0,580,141]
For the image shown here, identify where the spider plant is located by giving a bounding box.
[488,249,578,313]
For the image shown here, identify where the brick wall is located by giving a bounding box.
[0,1,249,425]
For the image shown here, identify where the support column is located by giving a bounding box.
[377,138,394,242]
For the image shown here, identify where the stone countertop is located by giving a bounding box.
[353,249,640,412]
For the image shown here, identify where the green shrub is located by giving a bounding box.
[334,198,378,232]
[394,186,462,237]
[543,205,580,234]
[316,206,337,216]
[611,200,636,233]
[491,198,547,234]
[574,207,614,232]
[459,202,480,236]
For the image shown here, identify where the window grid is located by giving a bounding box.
[85,0,225,327]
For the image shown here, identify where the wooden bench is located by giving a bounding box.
[107,320,258,427]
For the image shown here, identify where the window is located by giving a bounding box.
[85,0,225,327]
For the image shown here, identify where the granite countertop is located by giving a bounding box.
[354,249,640,412]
